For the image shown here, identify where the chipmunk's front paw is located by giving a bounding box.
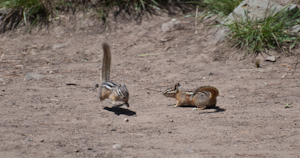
[192,107,205,111]
[192,107,198,111]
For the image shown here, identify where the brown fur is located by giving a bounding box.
[163,83,219,109]
[99,43,129,107]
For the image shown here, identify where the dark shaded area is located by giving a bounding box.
[203,106,226,113]
[103,105,136,116]
[167,104,226,113]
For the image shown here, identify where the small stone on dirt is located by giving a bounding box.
[124,118,129,122]
[112,144,122,150]
[265,56,276,62]
[157,130,161,135]
[161,19,181,32]
[24,73,45,81]
[111,127,117,131]
[53,41,70,51]
[229,95,236,99]
[186,149,195,153]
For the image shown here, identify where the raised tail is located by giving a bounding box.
[190,86,219,100]
[102,43,111,82]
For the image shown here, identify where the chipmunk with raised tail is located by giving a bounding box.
[163,83,219,110]
[99,43,129,107]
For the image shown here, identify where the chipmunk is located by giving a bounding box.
[163,83,219,110]
[99,43,129,107]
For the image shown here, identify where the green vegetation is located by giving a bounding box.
[224,7,300,54]
[0,0,200,32]
[199,0,300,54]
[1,0,300,54]
[201,0,243,16]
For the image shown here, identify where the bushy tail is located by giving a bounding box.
[102,43,111,82]
[190,86,219,100]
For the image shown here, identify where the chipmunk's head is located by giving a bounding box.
[163,83,180,97]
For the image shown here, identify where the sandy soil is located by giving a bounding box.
[0,10,300,158]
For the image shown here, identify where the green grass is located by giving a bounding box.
[0,0,200,32]
[202,0,243,16]
[0,0,52,32]
[224,6,300,54]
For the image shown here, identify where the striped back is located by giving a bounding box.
[102,81,128,99]
[116,85,129,99]
[101,81,118,90]
[190,86,219,100]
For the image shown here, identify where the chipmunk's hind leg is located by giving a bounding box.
[193,92,211,110]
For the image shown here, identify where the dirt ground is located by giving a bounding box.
[1,8,300,158]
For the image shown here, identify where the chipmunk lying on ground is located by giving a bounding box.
[163,83,219,110]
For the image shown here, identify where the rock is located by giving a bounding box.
[265,56,276,62]
[53,41,70,51]
[223,0,299,25]
[229,95,236,99]
[87,147,93,150]
[111,127,117,131]
[186,149,195,153]
[24,73,45,81]
[124,118,129,122]
[112,144,122,150]
[291,25,300,33]
[218,0,300,41]
[161,19,190,32]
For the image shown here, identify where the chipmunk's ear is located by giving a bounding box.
[174,83,181,89]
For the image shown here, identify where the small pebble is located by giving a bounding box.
[157,130,161,135]
[112,144,122,150]
[186,149,195,153]
[111,127,117,131]
[229,95,235,99]
[124,118,129,122]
